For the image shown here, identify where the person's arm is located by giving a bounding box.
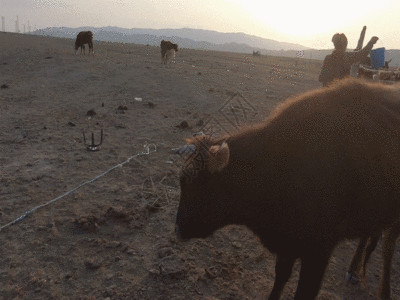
[347,37,379,65]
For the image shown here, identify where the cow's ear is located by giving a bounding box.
[207,142,230,174]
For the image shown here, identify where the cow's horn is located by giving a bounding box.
[193,131,204,137]
[207,142,230,174]
[172,144,197,156]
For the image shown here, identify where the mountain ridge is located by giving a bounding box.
[32,26,400,66]
[33,26,310,51]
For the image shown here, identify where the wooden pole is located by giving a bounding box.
[351,26,367,77]
[355,26,367,52]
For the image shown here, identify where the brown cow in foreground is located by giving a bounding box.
[174,78,400,300]
[75,31,94,55]
[160,40,178,64]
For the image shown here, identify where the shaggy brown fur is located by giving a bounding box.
[176,78,400,300]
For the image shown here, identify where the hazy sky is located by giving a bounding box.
[2,0,400,49]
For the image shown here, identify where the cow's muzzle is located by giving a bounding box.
[172,144,197,156]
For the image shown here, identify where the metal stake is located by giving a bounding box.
[82,129,103,151]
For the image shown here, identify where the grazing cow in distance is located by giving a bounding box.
[174,77,400,300]
[75,31,94,55]
[347,220,400,300]
[160,40,178,64]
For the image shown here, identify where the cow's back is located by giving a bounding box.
[219,79,400,250]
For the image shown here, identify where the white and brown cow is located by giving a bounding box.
[160,40,178,64]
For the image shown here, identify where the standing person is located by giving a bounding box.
[318,33,379,87]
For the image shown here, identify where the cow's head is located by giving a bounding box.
[174,140,230,241]
[74,41,80,54]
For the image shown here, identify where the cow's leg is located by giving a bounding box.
[294,248,333,300]
[379,222,400,300]
[361,235,379,278]
[268,255,296,300]
[347,237,369,283]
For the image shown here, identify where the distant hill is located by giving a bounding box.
[32,26,310,51]
[385,50,400,67]
[31,26,400,66]
[117,27,311,51]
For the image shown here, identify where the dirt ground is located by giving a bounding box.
[0,31,399,300]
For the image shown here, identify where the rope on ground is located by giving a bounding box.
[0,144,157,232]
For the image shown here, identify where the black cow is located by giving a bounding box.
[75,31,94,55]
[160,40,178,64]
[174,77,400,300]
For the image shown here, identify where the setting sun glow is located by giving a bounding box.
[240,0,391,37]
[1,0,400,49]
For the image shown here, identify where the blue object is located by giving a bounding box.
[370,47,385,69]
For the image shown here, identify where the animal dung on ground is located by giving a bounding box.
[145,101,157,108]
[103,206,130,220]
[84,259,102,270]
[176,120,190,129]
[86,109,96,116]
[72,216,99,234]
[196,120,204,127]
[116,105,128,114]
